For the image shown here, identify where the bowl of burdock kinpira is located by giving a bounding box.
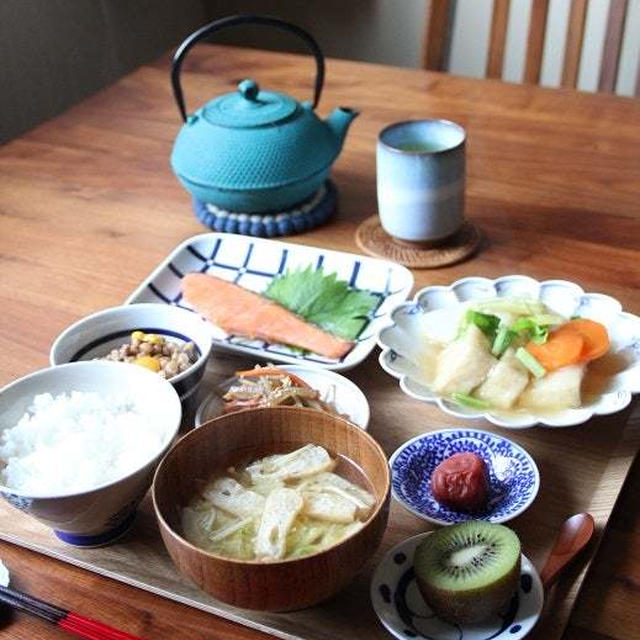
[152,406,391,611]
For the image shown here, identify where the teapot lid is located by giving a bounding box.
[202,79,298,128]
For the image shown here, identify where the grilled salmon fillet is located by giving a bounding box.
[182,273,353,359]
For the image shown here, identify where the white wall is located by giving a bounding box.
[204,0,427,68]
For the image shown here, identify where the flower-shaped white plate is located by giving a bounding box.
[371,532,543,640]
[127,233,413,371]
[377,275,640,428]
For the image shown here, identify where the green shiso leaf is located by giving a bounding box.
[263,266,378,340]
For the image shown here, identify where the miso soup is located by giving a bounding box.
[181,444,376,562]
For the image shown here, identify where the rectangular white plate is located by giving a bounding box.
[127,233,414,371]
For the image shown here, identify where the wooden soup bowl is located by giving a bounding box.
[152,406,391,611]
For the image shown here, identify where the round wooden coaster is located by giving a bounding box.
[355,216,482,268]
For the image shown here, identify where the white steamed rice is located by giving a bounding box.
[0,391,168,495]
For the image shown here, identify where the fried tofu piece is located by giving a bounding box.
[519,364,585,410]
[299,471,376,519]
[302,491,357,524]
[203,477,265,518]
[433,325,497,395]
[254,488,303,560]
[246,445,335,483]
[476,348,530,409]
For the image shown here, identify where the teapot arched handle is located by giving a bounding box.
[171,14,325,122]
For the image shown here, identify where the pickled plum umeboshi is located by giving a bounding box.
[430,452,489,512]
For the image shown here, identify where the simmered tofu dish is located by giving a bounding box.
[181,444,375,561]
[420,297,610,412]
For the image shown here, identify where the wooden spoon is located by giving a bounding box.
[540,512,595,589]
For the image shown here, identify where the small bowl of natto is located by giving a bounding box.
[50,303,212,404]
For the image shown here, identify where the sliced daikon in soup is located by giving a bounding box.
[519,364,585,410]
[476,348,530,410]
[433,325,497,395]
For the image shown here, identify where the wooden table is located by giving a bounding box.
[0,45,638,640]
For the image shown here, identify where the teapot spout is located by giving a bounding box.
[326,107,359,146]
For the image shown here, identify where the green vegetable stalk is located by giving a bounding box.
[451,392,490,409]
[515,347,546,378]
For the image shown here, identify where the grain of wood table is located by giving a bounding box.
[0,45,639,640]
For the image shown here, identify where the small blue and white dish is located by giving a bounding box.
[371,532,543,640]
[50,303,213,403]
[389,429,539,526]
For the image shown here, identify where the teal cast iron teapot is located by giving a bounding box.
[170,15,358,214]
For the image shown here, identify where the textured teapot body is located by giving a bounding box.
[171,86,356,213]
[169,16,357,214]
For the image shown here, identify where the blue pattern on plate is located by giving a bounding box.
[390,430,539,525]
[54,510,136,548]
[130,235,410,369]
[386,563,525,640]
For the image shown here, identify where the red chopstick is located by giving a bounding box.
[0,584,147,639]
[59,612,146,640]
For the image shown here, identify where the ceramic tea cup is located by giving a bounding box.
[377,119,466,245]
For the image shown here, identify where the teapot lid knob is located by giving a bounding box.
[238,79,260,101]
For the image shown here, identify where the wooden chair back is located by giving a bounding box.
[423,0,637,96]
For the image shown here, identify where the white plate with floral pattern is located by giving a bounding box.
[377,275,640,428]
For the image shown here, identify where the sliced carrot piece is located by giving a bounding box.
[563,318,610,362]
[526,328,585,372]
[235,367,311,389]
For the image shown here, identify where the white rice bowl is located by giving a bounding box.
[0,361,181,543]
[0,391,171,495]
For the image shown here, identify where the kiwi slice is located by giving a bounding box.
[414,521,521,624]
